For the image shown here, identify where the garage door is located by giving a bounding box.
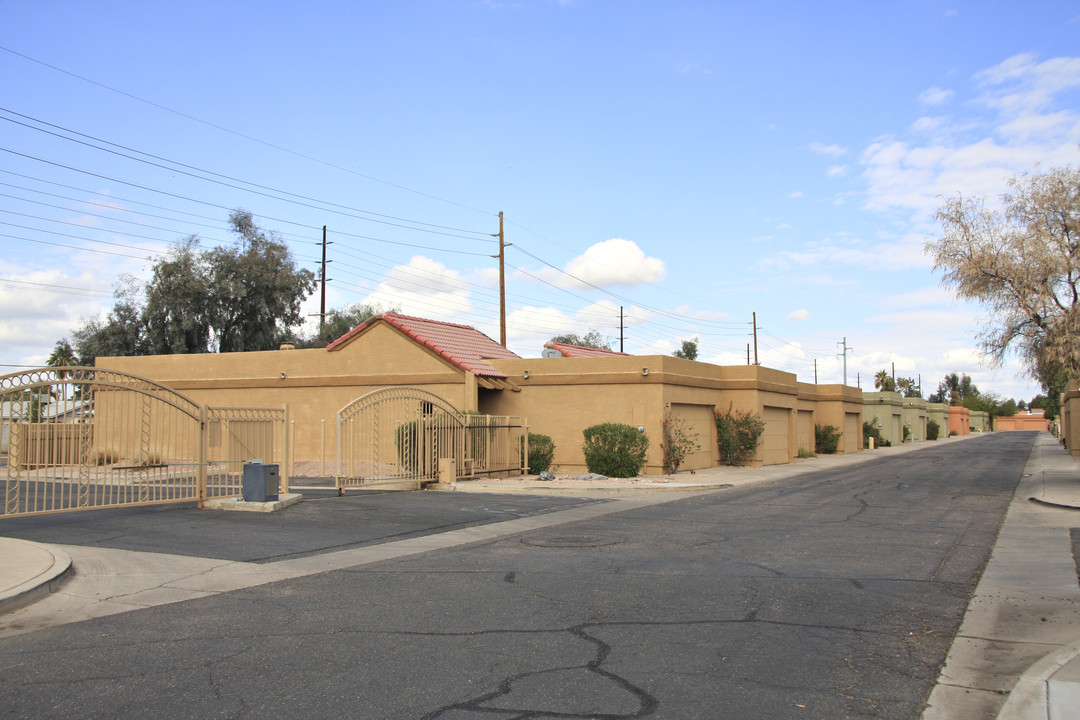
[669,403,716,471]
[797,410,813,454]
[762,406,791,465]
[844,412,861,453]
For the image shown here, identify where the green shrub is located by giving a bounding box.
[582,423,649,477]
[814,424,842,454]
[526,433,555,473]
[661,414,700,473]
[863,420,882,449]
[395,414,459,469]
[903,425,912,442]
[927,420,940,441]
[797,447,816,459]
[714,404,766,466]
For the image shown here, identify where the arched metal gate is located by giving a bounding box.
[337,387,527,491]
[1,367,288,518]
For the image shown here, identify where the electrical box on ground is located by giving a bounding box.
[242,463,280,502]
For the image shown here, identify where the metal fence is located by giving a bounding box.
[337,386,526,490]
[1,367,288,518]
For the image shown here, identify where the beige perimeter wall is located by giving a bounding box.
[97,322,474,468]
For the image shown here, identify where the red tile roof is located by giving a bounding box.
[328,312,520,377]
[545,341,631,358]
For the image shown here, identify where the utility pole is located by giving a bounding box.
[747,344,751,365]
[320,225,331,330]
[619,306,624,353]
[752,312,759,365]
[814,359,818,384]
[837,337,853,386]
[491,212,509,347]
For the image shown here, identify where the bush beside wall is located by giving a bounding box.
[715,405,766,466]
[582,423,648,477]
[814,424,842,454]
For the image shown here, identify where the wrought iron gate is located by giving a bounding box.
[1,367,288,518]
[337,387,526,491]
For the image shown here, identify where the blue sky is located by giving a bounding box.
[1,1,1079,401]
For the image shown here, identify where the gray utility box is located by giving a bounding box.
[242,463,280,502]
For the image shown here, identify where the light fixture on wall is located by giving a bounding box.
[523,370,530,379]
[280,372,286,379]
[642,368,649,376]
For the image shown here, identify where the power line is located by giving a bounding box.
[0,277,111,298]
[0,110,495,241]
[0,46,494,217]
[0,150,495,258]
[0,230,156,260]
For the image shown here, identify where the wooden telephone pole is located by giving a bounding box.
[494,212,508,347]
[752,312,759,365]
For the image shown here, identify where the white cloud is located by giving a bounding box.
[911,116,947,134]
[471,266,500,289]
[918,86,954,106]
[975,53,1080,115]
[361,256,473,320]
[0,268,115,364]
[826,164,848,177]
[809,142,848,157]
[882,286,956,309]
[555,238,666,289]
[785,309,810,321]
[756,232,932,273]
[860,53,1080,218]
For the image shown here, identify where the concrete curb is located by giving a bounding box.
[1027,497,1080,511]
[997,641,1080,719]
[202,492,303,513]
[0,537,72,614]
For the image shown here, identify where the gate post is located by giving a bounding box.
[197,405,208,509]
[281,405,291,495]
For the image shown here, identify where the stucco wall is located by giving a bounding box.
[488,357,862,474]
[96,322,473,466]
[901,397,928,442]
[863,391,904,446]
[1062,384,1080,456]
[926,403,949,438]
[995,413,1051,431]
[948,406,971,435]
[95,329,866,477]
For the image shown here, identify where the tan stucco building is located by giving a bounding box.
[98,313,865,476]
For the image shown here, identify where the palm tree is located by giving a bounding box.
[46,338,78,401]
[874,369,896,392]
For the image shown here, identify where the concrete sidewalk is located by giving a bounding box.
[2,432,1078,718]
[923,432,1080,720]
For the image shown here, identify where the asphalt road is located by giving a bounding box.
[0,432,1033,719]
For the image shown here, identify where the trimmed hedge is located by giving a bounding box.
[582,423,649,477]
[927,420,940,441]
[526,433,555,473]
[814,424,842,454]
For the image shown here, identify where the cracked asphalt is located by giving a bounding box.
[0,433,1032,719]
